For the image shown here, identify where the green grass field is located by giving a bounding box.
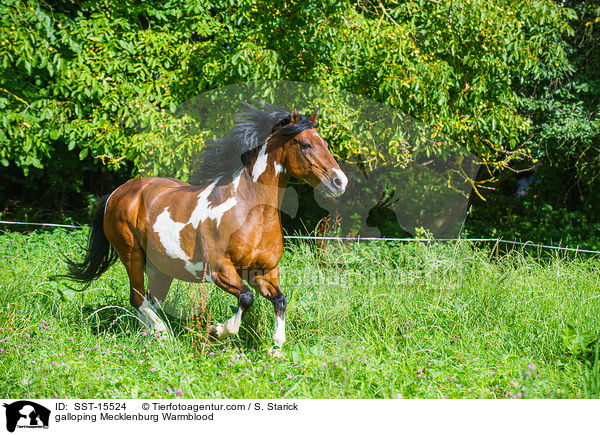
[0,229,599,399]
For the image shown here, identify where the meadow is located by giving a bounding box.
[0,229,599,399]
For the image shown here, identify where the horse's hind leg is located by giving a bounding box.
[143,261,172,333]
[209,259,253,339]
[127,255,170,334]
[107,228,168,334]
[117,244,152,328]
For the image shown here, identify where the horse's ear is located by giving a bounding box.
[308,109,319,127]
[290,107,299,123]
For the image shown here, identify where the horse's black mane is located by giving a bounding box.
[188,102,314,185]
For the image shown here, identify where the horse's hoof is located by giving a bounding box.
[209,323,227,340]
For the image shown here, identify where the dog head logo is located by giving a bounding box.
[3,401,50,432]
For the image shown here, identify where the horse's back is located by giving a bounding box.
[107,176,191,213]
[112,176,189,198]
[103,177,195,241]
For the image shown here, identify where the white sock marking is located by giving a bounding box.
[214,308,244,338]
[225,308,243,335]
[137,296,168,332]
[273,315,286,348]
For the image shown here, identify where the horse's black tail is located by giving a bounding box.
[57,195,118,290]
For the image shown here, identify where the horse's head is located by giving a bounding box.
[278,107,348,198]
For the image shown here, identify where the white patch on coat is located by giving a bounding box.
[153,209,212,281]
[273,161,285,175]
[189,176,237,229]
[208,196,236,227]
[232,168,244,192]
[153,174,241,281]
[188,178,216,228]
[332,168,348,191]
[273,315,286,348]
[252,139,270,182]
[153,208,188,261]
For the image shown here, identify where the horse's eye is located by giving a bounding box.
[301,142,312,150]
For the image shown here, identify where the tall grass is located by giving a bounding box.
[0,229,598,399]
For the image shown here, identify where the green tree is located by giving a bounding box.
[0,0,589,219]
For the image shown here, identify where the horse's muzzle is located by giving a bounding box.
[322,168,348,198]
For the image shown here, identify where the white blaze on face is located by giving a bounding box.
[273,315,286,348]
[332,168,348,191]
[252,139,269,182]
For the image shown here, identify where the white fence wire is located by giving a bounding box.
[1,220,599,254]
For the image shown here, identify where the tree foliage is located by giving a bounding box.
[0,0,596,216]
[521,1,600,192]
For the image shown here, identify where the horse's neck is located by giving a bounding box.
[238,140,289,209]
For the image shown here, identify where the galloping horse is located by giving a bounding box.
[63,104,348,350]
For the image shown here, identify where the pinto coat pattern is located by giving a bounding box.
[62,104,347,350]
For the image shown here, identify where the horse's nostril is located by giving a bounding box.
[332,177,343,188]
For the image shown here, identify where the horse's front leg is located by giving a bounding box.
[249,267,287,351]
[210,259,253,339]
